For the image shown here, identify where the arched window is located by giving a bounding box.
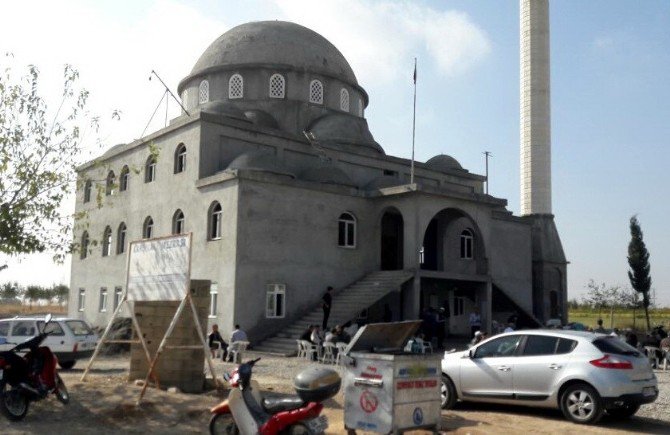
[172,209,185,234]
[199,80,209,104]
[143,216,154,239]
[117,222,127,255]
[340,88,350,112]
[338,212,356,248]
[105,170,115,196]
[309,80,323,104]
[83,180,92,203]
[269,73,285,98]
[460,229,474,259]
[208,202,222,240]
[229,74,243,99]
[102,226,112,257]
[80,231,89,259]
[145,156,157,183]
[358,98,364,117]
[174,143,187,173]
[119,165,130,192]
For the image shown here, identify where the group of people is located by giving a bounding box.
[300,322,357,360]
[208,324,248,362]
[419,306,447,349]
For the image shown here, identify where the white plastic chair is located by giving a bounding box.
[422,341,433,354]
[335,342,348,365]
[296,340,306,358]
[662,347,670,371]
[321,342,336,364]
[644,346,661,369]
[229,341,249,363]
[300,340,319,361]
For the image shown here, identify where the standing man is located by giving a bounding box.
[322,286,333,330]
[469,307,481,338]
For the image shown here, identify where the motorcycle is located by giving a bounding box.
[0,313,69,421]
[209,357,341,435]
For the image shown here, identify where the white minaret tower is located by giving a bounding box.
[520,0,551,215]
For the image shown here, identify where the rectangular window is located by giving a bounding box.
[78,288,86,312]
[209,283,218,318]
[113,287,123,310]
[454,297,465,316]
[266,284,285,318]
[0,322,9,337]
[99,287,108,312]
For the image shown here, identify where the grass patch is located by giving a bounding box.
[0,304,67,318]
[569,308,670,331]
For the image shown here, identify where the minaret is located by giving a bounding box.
[520,0,551,215]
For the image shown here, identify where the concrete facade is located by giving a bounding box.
[69,20,568,340]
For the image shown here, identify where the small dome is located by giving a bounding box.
[364,175,403,190]
[201,101,248,122]
[300,163,356,187]
[307,114,384,156]
[244,110,279,130]
[426,154,463,172]
[227,151,294,177]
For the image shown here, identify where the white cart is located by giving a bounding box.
[341,321,442,434]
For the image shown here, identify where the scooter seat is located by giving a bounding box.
[262,396,305,414]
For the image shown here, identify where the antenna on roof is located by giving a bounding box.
[149,70,190,116]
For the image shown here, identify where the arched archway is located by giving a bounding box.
[380,207,404,270]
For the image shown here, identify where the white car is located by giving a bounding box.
[0,315,98,369]
[441,330,658,424]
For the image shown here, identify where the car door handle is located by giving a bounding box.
[549,364,562,370]
[497,365,511,372]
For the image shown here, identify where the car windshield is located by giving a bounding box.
[592,337,641,356]
[66,320,94,336]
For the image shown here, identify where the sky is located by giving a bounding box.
[1,0,669,304]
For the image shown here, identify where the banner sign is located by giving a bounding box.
[127,234,191,301]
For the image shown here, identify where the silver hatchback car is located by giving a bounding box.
[440,330,658,424]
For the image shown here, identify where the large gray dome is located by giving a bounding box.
[188,21,358,85]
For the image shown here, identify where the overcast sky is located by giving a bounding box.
[1,0,669,304]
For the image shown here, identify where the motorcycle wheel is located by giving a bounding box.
[209,413,239,435]
[285,423,316,435]
[0,381,30,421]
[54,374,70,405]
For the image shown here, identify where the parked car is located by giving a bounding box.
[440,330,658,424]
[0,316,98,369]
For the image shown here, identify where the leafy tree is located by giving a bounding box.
[627,215,652,330]
[51,284,69,306]
[583,280,623,328]
[0,281,20,300]
[0,56,119,266]
[24,285,42,307]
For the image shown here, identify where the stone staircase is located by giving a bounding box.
[253,270,414,355]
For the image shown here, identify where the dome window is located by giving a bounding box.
[309,80,323,104]
[269,74,285,99]
[340,88,350,112]
[229,74,244,99]
[198,80,209,104]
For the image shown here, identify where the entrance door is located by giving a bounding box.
[381,211,404,270]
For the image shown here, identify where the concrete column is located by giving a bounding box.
[483,281,493,334]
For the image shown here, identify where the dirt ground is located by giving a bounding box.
[1,354,669,434]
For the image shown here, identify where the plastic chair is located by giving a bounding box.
[229,341,249,364]
[644,346,661,369]
[662,347,670,371]
[321,342,336,364]
[335,342,348,365]
[300,340,319,361]
[422,341,433,354]
[296,340,306,358]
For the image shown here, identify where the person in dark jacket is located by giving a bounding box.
[322,286,333,330]
[208,324,228,361]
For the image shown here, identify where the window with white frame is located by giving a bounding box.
[340,88,350,112]
[460,229,474,259]
[229,74,243,99]
[174,143,187,173]
[102,226,112,257]
[338,212,356,248]
[209,283,218,318]
[173,209,185,235]
[119,166,130,191]
[80,231,89,259]
[78,288,86,311]
[83,180,92,203]
[105,170,115,196]
[113,286,123,310]
[143,216,154,239]
[199,80,209,104]
[117,222,126,254]
[269,73,285,98]
[419,246,425,264]
[145,156,157,183]
[208,202,222,240]
[266,284,285,318]
[99,287,108,312]
[309,79,323,104]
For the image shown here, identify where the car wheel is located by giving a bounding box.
[59,360,76,370]
[0,382,30,421]
[440,374,457,409]
[606,403,640,419]
[560,383,604,424]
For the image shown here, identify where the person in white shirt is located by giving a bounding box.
[230,324,248,343]
[503,322,515,333]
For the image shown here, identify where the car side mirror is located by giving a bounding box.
[45,313,52,325]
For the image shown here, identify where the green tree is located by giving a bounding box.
[0,281,20,300]
[24,285,42,308]
[0,56,119,266]
[627,215,652,331]
[51,284,69,306]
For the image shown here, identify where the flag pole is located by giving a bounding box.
[411,58,417,184]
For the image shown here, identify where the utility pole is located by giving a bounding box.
[483,151,492,194]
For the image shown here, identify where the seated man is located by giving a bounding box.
[208,324,228,361]
[227,324,249,362]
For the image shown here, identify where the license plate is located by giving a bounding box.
[643,387,656,397]
[306,415,328,433]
